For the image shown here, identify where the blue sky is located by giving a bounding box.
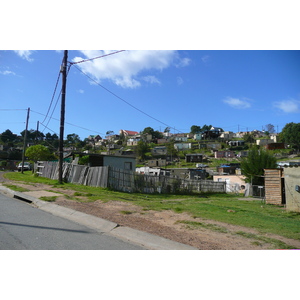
[1,50,299,140]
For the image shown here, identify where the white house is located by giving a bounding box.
[174,143,192,151]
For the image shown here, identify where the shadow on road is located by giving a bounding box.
[0,221,92,234]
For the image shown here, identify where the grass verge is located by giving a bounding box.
[3,171,300,242]
[2,184,30,192]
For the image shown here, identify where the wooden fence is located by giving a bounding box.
[36,161,108,188]
[37,162,226,194]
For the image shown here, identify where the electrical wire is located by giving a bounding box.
[42,64,72,132]
[31,110,105,136]
[0,109,27,111]
[71,64,182,134]
[41,69,61,124]
[70,50,126,65]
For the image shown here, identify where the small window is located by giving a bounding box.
[124,162,132,170]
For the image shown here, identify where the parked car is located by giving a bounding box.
[17,162,31,171]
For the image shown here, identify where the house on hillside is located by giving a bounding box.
[256,139,273,146]
[217,163,241,175]
[174,143,192,151]
[157,138,169,144]
[265,143,285,150]
[148,158,166,167]
[185,153,203,163]
[174,136,188,142]
[220,131,235,140]
[206,143,222,150]
[228,140,245,147]
[127,135,141,146]
[214,150,235,158]
[194,133,202,141]
[270,134,278,143]
[151,146,167,156]
[202,128,222,140]
[119,129,139,137]
[87,135,102,142]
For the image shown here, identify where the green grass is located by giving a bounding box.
[4,171,300,241]
[176,220,229,233]
[120,210,133,215]
[2,184,30,192]
[234,231,295,249]
[39,196,57,202]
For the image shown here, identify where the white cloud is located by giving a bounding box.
[142,75,161,85]
[175,57,191,67]
[201,55,210,63]
[13,50,34,62]
[0,70,16,76]
[274,99,300,113]
[77,89,84,94]
[177,76,183,85]
[223,97,251,109]
[72,50,189,89]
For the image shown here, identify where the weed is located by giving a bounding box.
[234,231,295,249]
[120,210,133,215]
[40,196,57,202]
[177,220,228,233]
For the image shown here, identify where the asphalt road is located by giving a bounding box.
[0,193,145,250]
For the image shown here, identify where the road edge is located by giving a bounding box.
[0,185,197,250]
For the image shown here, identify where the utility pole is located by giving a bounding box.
[58,50,68,184]
[36,121,39,144]
[21,107,30,174]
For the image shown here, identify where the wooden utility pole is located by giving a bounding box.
[36,121,39,144]
[58,50,68,184]
[21,107,30,173]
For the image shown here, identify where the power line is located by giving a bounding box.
[31,110,105,136]
[41,69,61,124]
[69,50,126,65]
[71,64,182,134]
[0,109,27,111]
[41,64,72,132]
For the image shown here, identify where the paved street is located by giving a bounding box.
[0,193,144,250]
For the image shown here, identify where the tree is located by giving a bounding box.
[65,133,82,148]
[241,147,277,185]
[136,140,150,160]
[1,129,17,143]
[201,124,212,132]
[141,127,163,140]
[243,132,255,143]
[25,145,54,162]
[265,124,275,134]
[280,122,300,150]
[190,125,201,134]
[166,141,178,158]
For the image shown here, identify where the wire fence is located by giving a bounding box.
[108,167,226,194]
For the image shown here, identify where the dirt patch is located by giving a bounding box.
[1,174,300,250]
